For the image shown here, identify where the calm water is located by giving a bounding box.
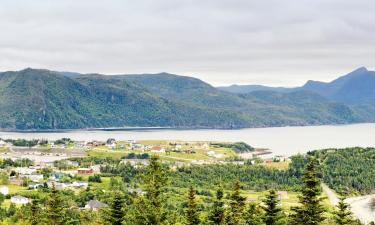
[0,123,375,156]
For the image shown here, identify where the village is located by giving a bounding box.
[0,137,290,210]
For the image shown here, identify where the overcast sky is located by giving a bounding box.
[1,0,375,86]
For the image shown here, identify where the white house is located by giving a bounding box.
[72,181,88,189]
[85,200,107,211]
[0,186,9,195]
[26,174,44,182]
[15,167,37,175]
[11,196,29,204]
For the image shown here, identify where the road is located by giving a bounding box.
[322,183,375,224]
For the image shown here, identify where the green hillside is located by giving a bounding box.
[0,68,364,130]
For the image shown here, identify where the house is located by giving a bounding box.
[15,167,37,175]
[150,146,165,153]
[77,168,94,174]
[28,182,44,189]
[11,196,29,204]
[0,186,9,195]
[26,174,44,182]
[207,151,224,159]
[85,200,107,211]
[277,191,289,200]
[72,181,88,189]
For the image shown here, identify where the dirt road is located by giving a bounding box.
[322,183,375,224]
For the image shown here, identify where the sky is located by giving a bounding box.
[0,0,375,86]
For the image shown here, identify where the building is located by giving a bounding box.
[150,146,165,153]
[26,174,44,182]
[15,167,37,175]
[77,168,94,174]
[0,186,9,195]
[85,200,107,211]
[11,196,29,204]
[72,181,88,189]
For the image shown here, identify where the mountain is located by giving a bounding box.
[219,67,375,106]
[0,68,366,130]
[218,84,293,93]
[301,67,375,104]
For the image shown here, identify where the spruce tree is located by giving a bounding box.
[28,198,42,225]
[126,155,168,225]
[46,184,64,225]
[334,197,354,225]
[290,157,325,225]
[105,191,126,225]
[186,186,200,225]
[208,186,225,225]
[225,180,246,225]
[244,202,263,225]
[262,190,283,225]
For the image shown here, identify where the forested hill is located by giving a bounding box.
[0,68,370,130]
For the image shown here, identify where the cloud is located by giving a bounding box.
[0,0,375,86]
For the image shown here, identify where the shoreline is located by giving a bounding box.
[0,122,373,133]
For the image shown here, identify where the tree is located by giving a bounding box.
[186,186,200,225]
[225,180,246,225]
[244,202,263,225]
[290,157,325,225]
[28,198,42,225]
[104,191,126,225]
[262,190,283,225]
[126,156,169,225]
[46,184,65,225]
[207,186,225,225]
[334,197,354,225]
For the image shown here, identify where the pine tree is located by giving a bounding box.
[186,186,200,225]
[262,190,283,225]
[334,197,354,225]
[208,186,225,225]
[225,180,246,225]
[105,191,126,225]
[290,157,325,225]
[46,184,65,225]
[243,202,263,225]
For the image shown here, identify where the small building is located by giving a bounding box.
[15,167,37,175]
[11,196,29,205]
[72,181,88,189]
[77,168,94,174]
[85,200,107,211]
[150,146,165,153]
[0,186,9,195]
[26,174,44,182]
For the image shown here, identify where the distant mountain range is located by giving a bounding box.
[0,67,373,130]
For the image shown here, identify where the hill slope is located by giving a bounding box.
[0,68,366,130]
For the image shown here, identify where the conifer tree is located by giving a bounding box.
[186,186,200,225]
[262,190,283,225]
[334,197,354,225]
[208,186,225,225]
[290,157,325,225]
[28,198,42,225]
[244,202,263,225]
[105,191,126,225]
[225,180,246,225]
[47,184,65,225]
[126,155,169,225]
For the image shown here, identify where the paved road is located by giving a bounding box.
[322,183,375,224]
